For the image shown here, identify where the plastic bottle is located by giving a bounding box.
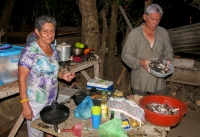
[75,42,84,48]
[110,111,114,120]
[101,90,108,119]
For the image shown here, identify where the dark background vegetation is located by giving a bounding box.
[1,0,200,29]
[0,0,200,50]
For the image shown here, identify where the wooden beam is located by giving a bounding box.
[166,68,200,86]
[166,78,200,86]
[118,6,133,30]
[172,43,200,49]
[8,113,24,137]
[80,70,91,81]
[168,23,200,32]
[6,32,29,37]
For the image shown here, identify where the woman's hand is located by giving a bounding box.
[140,59,151,73]
[62,72,75,82]
[22,102,33,120]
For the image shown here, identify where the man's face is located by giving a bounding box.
[143,12,161,30]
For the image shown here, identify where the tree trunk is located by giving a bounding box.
[104,2,118,81]
[0,0,16,33]
[78,0,100,79]
[121,28,131,92]
[99,4,108,78]
[78,0,100,49]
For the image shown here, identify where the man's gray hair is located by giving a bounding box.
[35,15,57,31]
[144,4,163,16]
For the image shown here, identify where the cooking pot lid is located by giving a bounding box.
[57,42,71,47]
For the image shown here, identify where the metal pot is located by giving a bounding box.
[56,43,71,66]
[71,47,84,56]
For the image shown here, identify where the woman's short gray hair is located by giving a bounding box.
[144,4,163,16]
[35,15,57,31]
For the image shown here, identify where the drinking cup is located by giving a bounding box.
[91,106,101,129]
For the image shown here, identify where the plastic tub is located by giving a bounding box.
[0,45,24,84]
[139,95,188,127]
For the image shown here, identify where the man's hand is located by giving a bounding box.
[140,59,151,73]
[165,59,172,64]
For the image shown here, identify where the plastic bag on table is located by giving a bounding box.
[74,96,94,119]
[98,118,128,137]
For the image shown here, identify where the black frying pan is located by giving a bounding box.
[40,101,70,132]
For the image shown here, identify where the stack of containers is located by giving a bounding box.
[0,45,24,85]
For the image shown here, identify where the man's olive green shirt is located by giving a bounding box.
[121,24,173,93]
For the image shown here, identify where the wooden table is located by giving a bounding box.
[31,99,170,137]
[0,59,100,136]
[0,82,19,99]
[60,59,100,81]
[0,59,100,99]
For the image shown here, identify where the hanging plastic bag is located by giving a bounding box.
[98,118,128,137]
[74,96,94,119]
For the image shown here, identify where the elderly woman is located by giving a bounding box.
[18,15,75,137]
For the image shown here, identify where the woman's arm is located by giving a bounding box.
[18,66,33,120]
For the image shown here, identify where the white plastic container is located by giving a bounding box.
[0,45,23,84]
[87,77,113,91]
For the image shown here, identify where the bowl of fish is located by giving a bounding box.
[139,95,188,127]
[148,58,174,77]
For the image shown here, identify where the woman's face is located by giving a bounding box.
[35,23,55,45]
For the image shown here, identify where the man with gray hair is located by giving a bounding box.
[121,4,173,96]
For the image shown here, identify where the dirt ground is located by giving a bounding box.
[167,109,200,137]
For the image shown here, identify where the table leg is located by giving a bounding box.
[8,113,24,137]
[81,70,91,81]
[94,60,99,78]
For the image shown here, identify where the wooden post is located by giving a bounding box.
[144,0,153,11]
[8,113,24,137]
[144,1,148,11]
[94,60,99,78]
[119,6,133,30]
[117,6,133,85]
[147,0,153,5]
